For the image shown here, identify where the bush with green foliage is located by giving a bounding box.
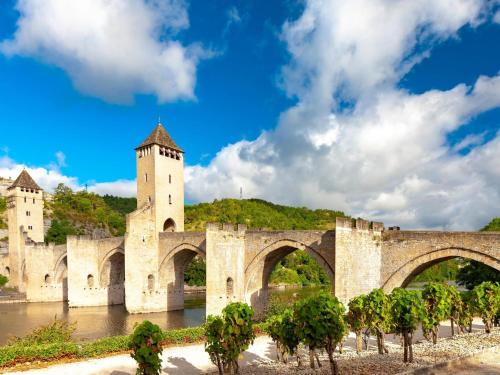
[365,288,392,355]
[0,196,6,229]
[421,283,453,344]
[389,288,426,363]
[294,292,347,374]
[347,294,368,353]
[130,321,164,375]
[204,302,255,375]
[446,284,463,336]
[0,275,8,288]
[264,308,301,365]
[7,319,76,346]
[470,282,500,333]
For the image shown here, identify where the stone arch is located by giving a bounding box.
[54,255,68,301]
[382,247,500,292]
[159,243,205,311]
[99,248,125,305]
[244,239,335,312]
[163,218,176,232]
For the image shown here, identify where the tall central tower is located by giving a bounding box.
[135,122,184,233]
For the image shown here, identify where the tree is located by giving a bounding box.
[294,292,347,374]
[458,291,474,333]
[390,288,426,363]
[347,294,368,353]
[204,302,255,375]
[365,288,392,355]
[446,285,462,336]
[45,219,79,245]
[130,320,164,375]
[470,282,500,333]
[184,256,206,286]
[264,308,301,365]
[0,274,8,289]
[456,261,500,290]
[421,283,452,344]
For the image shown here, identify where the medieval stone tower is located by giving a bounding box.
[6,170,44,290]
[135,123,184,233]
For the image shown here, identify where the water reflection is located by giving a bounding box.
[0,287,324,345]
[0,294,205,345]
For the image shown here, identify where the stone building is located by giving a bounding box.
[0,122,498,315]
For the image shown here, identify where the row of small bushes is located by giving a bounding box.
[0,321,206,368]
[0,317,264,369]
[201,282,499,375]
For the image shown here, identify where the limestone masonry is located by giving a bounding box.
[0,123,499,315]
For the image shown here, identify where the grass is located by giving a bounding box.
[0,319,266,369]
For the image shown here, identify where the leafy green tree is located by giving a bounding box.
[446,285,462,336]
[264,309,301,365]
[294,292,347,374]
[456,261,500,290]
[365,288,392,355]
[0,196,6,229]
[184,256,206,286]
[204,302,255,375]
[470,282,500,333]
[389,288,426,363]
[130,320,163,375]
[0,274,8,288]
[347,294,368,353]
[45,219,80,245]
[458,291,474,333]
[421,283,452,344]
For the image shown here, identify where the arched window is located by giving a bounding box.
[87,274,94,288]
[163,218,176,232]
[147,274,155,291]
[4,267,10,278]
[169,174,171,184]
[226,277,234,298]
[44,274,52,284]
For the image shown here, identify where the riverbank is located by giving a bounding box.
[3,322,498,374]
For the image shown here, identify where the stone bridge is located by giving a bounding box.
[9,217,500,316]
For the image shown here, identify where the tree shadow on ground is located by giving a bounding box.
[163,356,203,374]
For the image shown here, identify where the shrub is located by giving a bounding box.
[390,288,426,363]
[294,292,347,374]
[130,321,164,375]
[347,294,368,353]
[264,308,301,365]
[365,288,392,354]
[446,285,462,336]
[470,282,500,333]
[421,282,452,344]
[8,319,76,346]
[0,275,8,288]
[204,302,255,375]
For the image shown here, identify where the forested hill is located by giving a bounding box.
[103,195,346,231]
[41,185,347,244]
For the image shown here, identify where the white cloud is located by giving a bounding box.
[1,0,206,104]
[185,0,500,230]
[0,155,136,197]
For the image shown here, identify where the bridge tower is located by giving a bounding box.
[6,170,44,290]
[135,122,184,233]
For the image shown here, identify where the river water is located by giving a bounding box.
[0,287,322,345]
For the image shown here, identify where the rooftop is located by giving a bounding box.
[136,123,183,152]
[7,170,42,191]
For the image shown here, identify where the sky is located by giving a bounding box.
[0,0,499,230]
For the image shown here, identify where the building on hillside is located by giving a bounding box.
[0,177,14,197]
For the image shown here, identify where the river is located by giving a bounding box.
[0,286,323,345]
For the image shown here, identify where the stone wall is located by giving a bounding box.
[25,243,67,302]
[380,230,500,291]
[67,235,125,307]
[206,223,247,316]
[334,217,384,304]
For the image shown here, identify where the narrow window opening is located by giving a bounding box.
[147,274,155,291]
[44,274,52,284]
[169,174,171,184]
[145,173,148,182]
[169,194,172,205]
[226,277,234,298]
[87,274,94,288]
[24,197,26,203]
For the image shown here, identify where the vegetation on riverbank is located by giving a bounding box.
[0,196,6,229]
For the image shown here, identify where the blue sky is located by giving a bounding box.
[0,0,499,230]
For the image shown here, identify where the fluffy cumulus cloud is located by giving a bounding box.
[186,0,500,230]
[0,0,204,103]
[0,154,136,197]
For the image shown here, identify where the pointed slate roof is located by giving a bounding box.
[136,123,183,152]
[8,170,42,191]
